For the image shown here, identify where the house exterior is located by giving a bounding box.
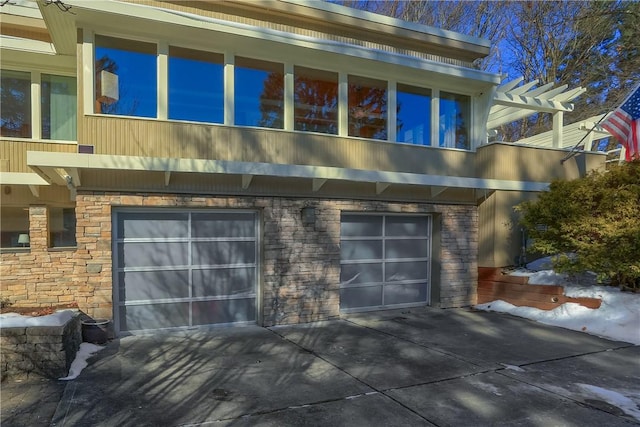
[0,0,605,335]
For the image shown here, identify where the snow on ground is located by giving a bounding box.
[59,343,104,381]
[476,261,640,345]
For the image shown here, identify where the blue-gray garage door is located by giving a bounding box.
[113,210,258,334]
[340,214,431,312]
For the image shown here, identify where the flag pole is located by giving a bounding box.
[560,112,609,164]
[561,82,640,164]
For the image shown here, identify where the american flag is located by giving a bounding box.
[602,86,640,161]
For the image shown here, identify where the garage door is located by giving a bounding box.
[113,210,258,333]
[340,214,431,312]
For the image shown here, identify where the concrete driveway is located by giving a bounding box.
[50,307,639,426]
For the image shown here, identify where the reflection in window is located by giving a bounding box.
[0,70,31,138]
[235,57,283,129]
[95,35,157,118]
[397,84,431,145]
[169,47,224,123]
[41,75,77,141]
[0,207,29,248]
[294,66,338,135]
[348,75,387,140]
[439,91,470,149]
[50,207,76,248]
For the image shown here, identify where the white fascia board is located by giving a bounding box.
[27,151,550,192]
[280,0,491,49]
[0,1,43,19]
[0,171,50,186]
[0,35,56,55]
[64,0,500,85]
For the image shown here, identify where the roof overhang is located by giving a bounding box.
[27,151,550,193]
[36,0,500,88]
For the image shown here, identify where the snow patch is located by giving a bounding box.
[475,270,640,345]
[0,310,77,328]
[500,364,525,372]
[59,343,104,381]
[577,384,640,421]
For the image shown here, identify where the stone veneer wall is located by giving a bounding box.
[0,312,82,379]
[0,193,478,326]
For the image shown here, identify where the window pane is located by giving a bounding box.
[340,263,383,286]
[348,75,387,140]
[385,238,429,260]
[193,267,255,297]
[0,207,29,248]
[0,70,31,138]
[95,35,157,118]
[385,261,428,282]
[41,75,77,141]
[340,240,382,261]
[341,215,382,237]
[192,298,255,325]
[235,57,283,128]
[118,270,190,301]
[439,91,470,150]
[169,46,223,123]
[191,241,256,266]
[397,84,430,145]
[385,216,429,237]
[120,303,190,331]
[117,242,189,268]
[384,283,427,305]
[294,66,338,134]
[50,207,76,247]
[191,212,255,238]
[117,212,189,239]
[340,286,382,309]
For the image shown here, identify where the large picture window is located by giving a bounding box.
[169,47,224,123]
[95,35,157,118]
[439,91,471,150]
[294,66,338,135]
[397,84,431,145]
[235,57,284,129]
[348,75,387,140]
[1,70,31,138]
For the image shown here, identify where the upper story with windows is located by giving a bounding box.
[1,0,503,174]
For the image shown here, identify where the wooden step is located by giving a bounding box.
[477,267,601,310]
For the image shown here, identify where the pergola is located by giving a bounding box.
[487,77,589,148]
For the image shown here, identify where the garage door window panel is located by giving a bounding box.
[385,238,429,259]
[192,267,255,297]
[340,263,383,286]
[385,216,429,236]
[385,261,429,282]
[193,299,255,325]
[118,270,189,301]
[340,240,383,261]
[340,286,383,310]
[117,242,189,268]
[384,283,428,305]
[341,215,382,237]
[118,212,189,239]
[119,303,190,331]
[191,212,256,238]
[192,241,255,266]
